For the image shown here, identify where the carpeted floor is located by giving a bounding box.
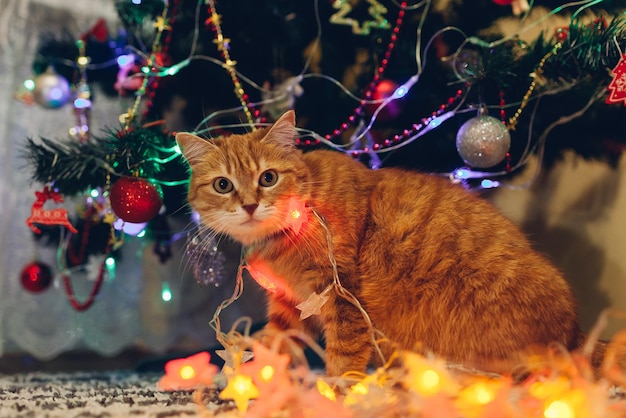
[0,370,236,418]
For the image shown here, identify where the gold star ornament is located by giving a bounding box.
[329,0,391,35]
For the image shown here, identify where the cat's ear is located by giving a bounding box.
[263,110,297,150]
[176,132,215,167]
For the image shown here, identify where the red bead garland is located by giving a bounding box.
[62,264,106,312]
[293,2,468,155]
[499,89,513,173]
[320,2,408,146]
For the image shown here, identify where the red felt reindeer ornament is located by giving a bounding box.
[26,186,78,234]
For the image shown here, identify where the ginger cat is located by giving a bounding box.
[176,110,582,376]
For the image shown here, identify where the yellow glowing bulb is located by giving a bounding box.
[290,209,301,219]
[544,400,574,418]
[472,383,495,405]
[220,374,259,415]
[179,365,196,380]
[260,365,274,381]
[421,369,441,390]
[316,379,336,401]
[234,375,252,392]
[351,382,369,395]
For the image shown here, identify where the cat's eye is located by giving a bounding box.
[259,170,278,187]
[213,177,233,194]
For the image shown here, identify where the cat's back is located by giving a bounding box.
[354,166,582,368]
[300,149,381,203]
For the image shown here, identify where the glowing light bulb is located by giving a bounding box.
[113,218,147,236]
[454,168,471,179]
[285,197,307,234]
[316,379,336,401]
[471,382,495,405]
[246,261,279,293]
[24,79,35,91]
[351,382,369,395]
[220,374,259,414]
[105,257,116,269]
[420,369,441,391]
[481,179,499,189]
[73,97,91,109]
[165,66,179,76]
[544,400,574,418]
[393,85,408,98]
[161,281,172,302]
[179,365,196,380]
[260,365,274,381]
[117,54,134,67]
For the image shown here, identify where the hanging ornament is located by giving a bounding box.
[185,231,226,287]
[109,176,163,223]
[364,79,403,122]
[554,26,570,43]
[452,49,483,81]
[69,39,92,143]
[456,115,511,168]
[261,76,304,120]
[26,186,78,234]
[20,261,54,293]
[606,54,626,106]
[329,0,391,35]
[32,66,71,109]
[115,54,143,94]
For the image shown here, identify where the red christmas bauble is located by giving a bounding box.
[365,79,403,122]
[109,177,162,223]
[20,261,53,293]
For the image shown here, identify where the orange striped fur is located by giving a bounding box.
[177,111,582,376]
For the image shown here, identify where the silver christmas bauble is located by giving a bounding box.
[32,69,71,109]
[185,232,226,287]
[456,115,511,168]
[453,49,483,80]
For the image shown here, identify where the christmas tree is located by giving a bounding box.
[11,0,626,358]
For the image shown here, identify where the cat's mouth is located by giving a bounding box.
[241,217,261,226]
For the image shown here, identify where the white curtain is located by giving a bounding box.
[0,0,266,360]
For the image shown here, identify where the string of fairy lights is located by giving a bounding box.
[15,2,626,415]
[157,198,626,417]
[21,0,625,195]
[17,1,625,303]
[124,0,621,189]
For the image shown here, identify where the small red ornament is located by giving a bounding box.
[365,79,403,122]
[607,54,626,106]
[26,186,78,234]
[554,26,569,43]
[109,176,162,223]
[20,261,53,293]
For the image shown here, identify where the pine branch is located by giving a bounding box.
[23,126,184,196]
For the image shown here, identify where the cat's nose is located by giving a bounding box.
[243,204,258,215]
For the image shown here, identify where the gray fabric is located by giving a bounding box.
[0,370,234,417]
